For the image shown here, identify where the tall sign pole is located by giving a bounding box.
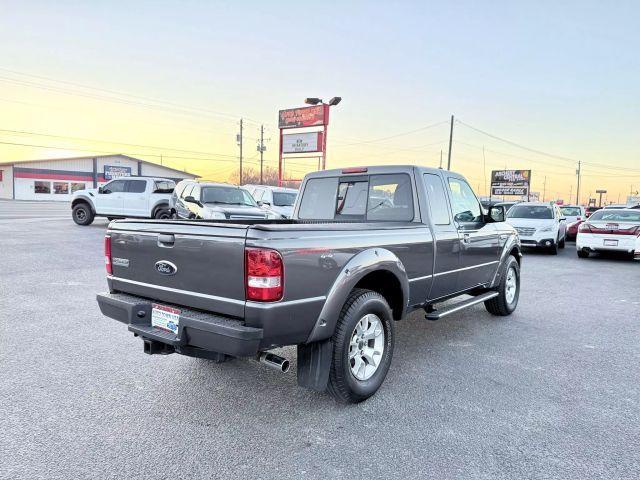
[447,114,454,170]
[238,118,244,186]
[259,125,265,185]
[575,160,581,205]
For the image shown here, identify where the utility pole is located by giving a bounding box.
[482,145,487,196]
[446,115,454,170]
[569,185,573,203]
[542,176,547,202]
[439,150,443,169]
[235,118,244,185]
[257,124,266,185]
[575,160,581,205]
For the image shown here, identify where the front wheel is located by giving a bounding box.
[559,236,565,249]
[485,255,520,316]
[327,289,395,404]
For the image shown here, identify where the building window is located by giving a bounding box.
[53,182,69,194]
[71,183,86,193]
[34,181,51,194]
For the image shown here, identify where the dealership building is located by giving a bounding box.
[0,154,198,201]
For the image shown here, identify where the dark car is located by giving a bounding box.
[172,181,276,220]
[585,206,601,218]
[97,165,521,403]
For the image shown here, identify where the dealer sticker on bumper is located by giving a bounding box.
[604,239,618,246]
[151,303,180,334]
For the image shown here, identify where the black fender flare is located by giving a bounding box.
[490,232,522,288]
[71,195,95,214]
[305,247,409,344]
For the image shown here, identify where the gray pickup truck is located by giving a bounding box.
[97,165,521,403]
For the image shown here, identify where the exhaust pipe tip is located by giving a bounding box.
[257,352,290,373]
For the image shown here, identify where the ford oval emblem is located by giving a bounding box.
[155,260,177,276]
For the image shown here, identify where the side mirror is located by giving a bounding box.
[184,195,196,203]
[560,217,566,221]
[258,201,271,207]
[489,206,505,223]
[98,187,105,194]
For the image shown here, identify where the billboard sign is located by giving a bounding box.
[490,170,531,196]
[104,165,132,180]
[278,105,328,129]
[282,132,323,153]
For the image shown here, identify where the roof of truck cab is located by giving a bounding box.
[305,165,460,178]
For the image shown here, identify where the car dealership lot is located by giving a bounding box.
[1,201,638,480]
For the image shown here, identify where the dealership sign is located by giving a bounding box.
[104,165,132,180]
[278,105,328,129]
[490,169,531,196]
[282,132,323,153]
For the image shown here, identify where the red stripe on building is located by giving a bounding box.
[14,171,94,181]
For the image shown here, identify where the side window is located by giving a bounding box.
[367,174,414,221]
[336,181,368,217]
[181,184,194,199]
[127,180,147,193]
[298,177,339,220]
[191,185,201,201]
[253,188,265,201]
[447,178,482,223]
[423,174,451,225]
[103,180,126,193]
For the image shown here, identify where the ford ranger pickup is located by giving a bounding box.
[97,165,521,403]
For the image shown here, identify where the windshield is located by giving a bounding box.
[201,186,257,206]
[561,206,581,216]
[589,210,640,222]
[273,192,296,206]
[507,205,553,219]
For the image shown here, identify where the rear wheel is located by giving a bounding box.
[327,289,394,404]
[485,256,520,316]
[577,249,589,258]
[72,203,94,226]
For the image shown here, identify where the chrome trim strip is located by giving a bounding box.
[109,276,245,305]
[109,276,326,308]
[433,260,499,277]
[408,274,432,282]
[247,296,327,309]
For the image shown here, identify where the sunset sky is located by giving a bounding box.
[0,1,638,204]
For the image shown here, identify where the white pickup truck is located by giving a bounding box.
[71,177,175,226]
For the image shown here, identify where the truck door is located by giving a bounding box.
[446,177,500,291]
[423,173,460,300]
[97,179,126,215]
[121,179,148,217]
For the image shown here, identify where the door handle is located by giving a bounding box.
[158,234,175,247]
[462,233,470,244]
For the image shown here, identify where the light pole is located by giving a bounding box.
[304,96,341,171]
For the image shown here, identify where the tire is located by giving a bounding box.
[485,255,520,316]
[577,249,589,258]
[549,241,559,255]
[154,207,171,219]
[327,289,395,404]
[559,236,565,249]
[72,203,94,226]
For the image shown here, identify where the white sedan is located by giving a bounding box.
[576,209,640,259]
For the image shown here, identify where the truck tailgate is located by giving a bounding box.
[107,220,249,318]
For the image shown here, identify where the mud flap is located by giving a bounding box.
[297,339,332,392]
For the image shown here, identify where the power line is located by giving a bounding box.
[0,67,272,127]
[332,120,448,147]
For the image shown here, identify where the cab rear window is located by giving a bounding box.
[298,174,414,221]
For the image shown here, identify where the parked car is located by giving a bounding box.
[494,201,520,214]
[243,185,298,218]
[604,203,640,210]
[172,181,279,220]
[560,205,586,240]
[576,208,640,259]
[585,206,601,218]
[97,165,521,403]
[506,202,567,254]
[71,177,175,226]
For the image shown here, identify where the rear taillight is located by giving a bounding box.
[578,223,592,233]
[104,235,112,275]
[245,247,283,302]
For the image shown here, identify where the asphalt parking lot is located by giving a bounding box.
[1,200,638,480]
